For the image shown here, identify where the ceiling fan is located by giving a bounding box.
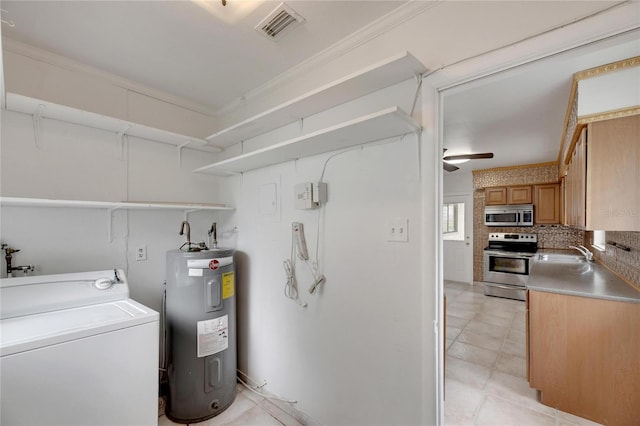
[443,149,494,172]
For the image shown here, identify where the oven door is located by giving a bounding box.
[483,251,533,286]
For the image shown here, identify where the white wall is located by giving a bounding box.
[0,110,226,316]
[222,136,423,425]
[443,171,473,196]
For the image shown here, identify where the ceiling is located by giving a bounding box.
[442,30,640,175]
[1,0,404,112]
[1,1,638,174]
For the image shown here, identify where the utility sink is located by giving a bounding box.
[537,253,586,263]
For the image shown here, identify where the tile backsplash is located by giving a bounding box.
[586,231,640,290]
[472,162,559,190]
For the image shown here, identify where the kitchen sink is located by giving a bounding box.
[536,253,586,263]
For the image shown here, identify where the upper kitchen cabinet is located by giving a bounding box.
[507,185,533,205]
[564,115,639,230]
[563,130,586,228]
[485,185,532,205]
[534,183,561,224]
[559,57,640,231]
[484,187,508,205]
[558,56,639,178]
[586,115,640,230]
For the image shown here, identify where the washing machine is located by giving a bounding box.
[0,269,159,426]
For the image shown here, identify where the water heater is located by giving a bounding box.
[165,248,236,423]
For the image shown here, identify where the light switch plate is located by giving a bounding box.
[387,218,408,242]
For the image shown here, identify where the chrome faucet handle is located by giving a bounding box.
[578,245,593,254]
[569,245,593,261]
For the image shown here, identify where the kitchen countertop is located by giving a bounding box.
[527,249,640,304]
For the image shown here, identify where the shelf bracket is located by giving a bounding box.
[183,209,200,221]
[32,104,45,150]
[106,206,124,243]
[177,141,191,168]
[117,125,131,160]
[299,118,304,133]
[178,140,222,168]
[107,208,115,243]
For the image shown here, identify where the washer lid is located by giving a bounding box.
[0,269,129,320]
[0,299,158,357]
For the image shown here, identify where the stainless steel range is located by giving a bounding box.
[483,233,537,301]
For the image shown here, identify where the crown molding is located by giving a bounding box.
[473,161,559,175]
[574,55,640,80]
[2,37,217,117]
[213,0,441,117]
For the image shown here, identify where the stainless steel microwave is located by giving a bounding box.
[484,205,534,227]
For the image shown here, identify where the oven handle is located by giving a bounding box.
[484,250,535,258]
[485,283,526,290]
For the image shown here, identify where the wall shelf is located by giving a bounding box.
[0,197,233,211]
[0,197,233,242]
[194,106,421,175]
[205,51,427,148]
[5,93,221,153]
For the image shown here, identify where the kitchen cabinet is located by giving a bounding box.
[484,185,532,205]
[484,187,508,205]
[508,185,532,204]
[586,114,640,230]
[563,114,639,231]
[534,183,561,224]
[563,129,586,227]
[527,290,640,425]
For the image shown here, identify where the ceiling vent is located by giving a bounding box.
[255,2,305,41]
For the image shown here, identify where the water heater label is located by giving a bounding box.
[197,315,228,357]
[222,272,235,299]
[188,268,203,277]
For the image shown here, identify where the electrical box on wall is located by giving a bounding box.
[295,182,327,209]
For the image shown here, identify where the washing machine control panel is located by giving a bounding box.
[94,278,114,290]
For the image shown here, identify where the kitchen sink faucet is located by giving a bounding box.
[568,245,594,262]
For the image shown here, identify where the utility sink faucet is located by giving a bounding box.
[569,245,594,262]
[2,244,35,277]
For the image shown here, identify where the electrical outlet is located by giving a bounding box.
[136,245,147,261]
[387,218,409,242]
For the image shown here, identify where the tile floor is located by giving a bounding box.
[444,280,602,426]
[158,385,304,426]
[158,281,603,425]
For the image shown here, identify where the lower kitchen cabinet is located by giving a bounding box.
[527,290,640,425]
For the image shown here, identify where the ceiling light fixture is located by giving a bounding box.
[192,0,261,24]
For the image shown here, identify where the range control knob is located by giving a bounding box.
[94,278,114,290]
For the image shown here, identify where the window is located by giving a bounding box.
[443,203,458,233]
[592,230,605,251]
[443,202,465,241]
